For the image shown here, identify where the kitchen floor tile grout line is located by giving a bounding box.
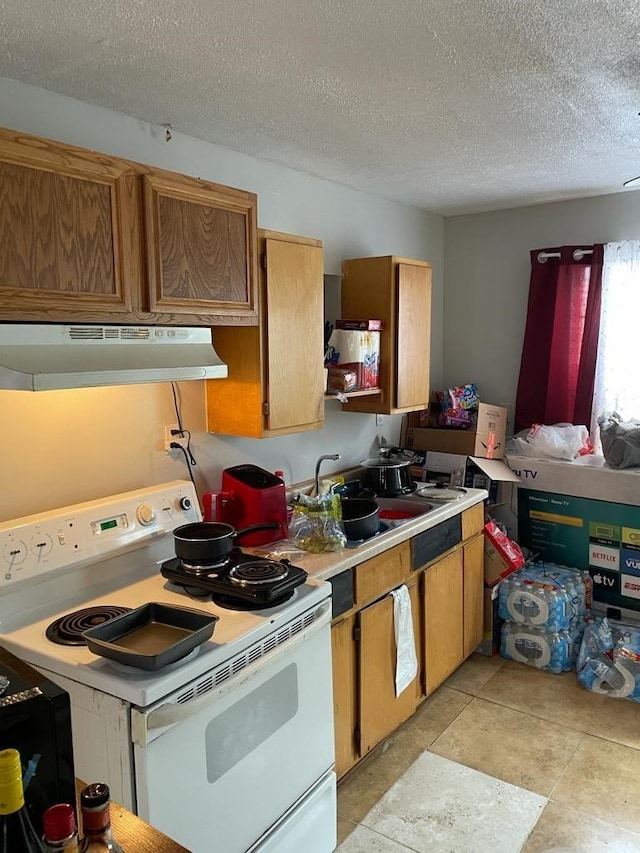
[356,821,423,853]
[339,658,640,851]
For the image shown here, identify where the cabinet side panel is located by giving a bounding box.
[463,534,485,657]
[396,263,431,410]
[206,326,264,437]
[340,257,393,414]
[331,616,358,779]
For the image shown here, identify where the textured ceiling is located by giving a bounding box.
[1,0,640,215]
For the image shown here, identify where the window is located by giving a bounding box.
[592,241,640,442]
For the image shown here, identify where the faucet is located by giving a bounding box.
[314,454,341,496]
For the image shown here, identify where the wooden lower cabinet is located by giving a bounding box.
[331,503,486,781]
[422,532,485,695]
[331,580,420,778]
[422,548,464,695]
[358,581,420,755]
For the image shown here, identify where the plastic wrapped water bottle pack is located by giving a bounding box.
[500,621,584,673]
[499,561,591,673]
[498,561,591,632]
[577,617,640,701]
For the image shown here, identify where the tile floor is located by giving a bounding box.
[336,654,640,852]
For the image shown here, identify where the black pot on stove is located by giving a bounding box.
[360,447,417,497]
[173,521,280,565]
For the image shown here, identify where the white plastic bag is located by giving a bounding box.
[507,423,593,460]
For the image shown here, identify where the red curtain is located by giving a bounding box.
[514,245,603,434]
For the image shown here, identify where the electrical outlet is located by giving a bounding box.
[164,423,187,452]
[376,414,384,426]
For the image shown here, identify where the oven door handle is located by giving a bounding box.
[132,599,331,741]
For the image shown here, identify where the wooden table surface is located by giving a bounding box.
[76,781,190,852]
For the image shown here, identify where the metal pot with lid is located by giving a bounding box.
[360,446,417,497]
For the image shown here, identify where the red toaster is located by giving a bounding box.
[203,464,288,547]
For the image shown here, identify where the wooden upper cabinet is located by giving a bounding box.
[0,128,142,323]
[206,230,325,437]
[396,263,431,409]
[142,168,258,325]
[340,256,432,415]
[0,126,260,326]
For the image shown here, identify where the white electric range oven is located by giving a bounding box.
[0,481,336,853]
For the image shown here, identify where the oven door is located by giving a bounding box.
[130,599,334,853]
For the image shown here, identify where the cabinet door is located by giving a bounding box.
[422,548,464,694]
[340,256,431,415]
[0,128,142,322]
[359,584,419,755]
[463,534,485,658]
[331,616,359,779]
[143,169,258,324]
[395,262,431,410]
[206,232,324,438]
[264,237,324,431]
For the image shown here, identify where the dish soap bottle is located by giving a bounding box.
[0,747,46,851]
[43,803,79,852]
[79,784,123,852]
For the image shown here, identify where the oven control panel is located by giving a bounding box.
[0,481,200,589]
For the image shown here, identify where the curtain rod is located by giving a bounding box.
[537,249,593,263]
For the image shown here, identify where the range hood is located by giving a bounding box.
[0,324,229,391]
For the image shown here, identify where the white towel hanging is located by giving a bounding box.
[390,585,418,696]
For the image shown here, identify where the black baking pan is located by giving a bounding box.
[82,603,218,671]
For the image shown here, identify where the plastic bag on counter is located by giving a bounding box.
[507,423,593,460]
[598,412,640,469]
[289,493,346,553]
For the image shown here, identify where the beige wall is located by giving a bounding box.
[0,75,444,521]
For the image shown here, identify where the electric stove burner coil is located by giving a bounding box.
[177,556,231,575]
[46,606,132,646]
[228,561,289,587]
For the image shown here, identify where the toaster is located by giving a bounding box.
[204,464,288,546]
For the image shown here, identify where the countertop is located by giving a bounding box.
[76,780,189,852]
[251,487,488,582]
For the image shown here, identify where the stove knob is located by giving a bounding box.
[178,496,192,512]
[136,503,156,526]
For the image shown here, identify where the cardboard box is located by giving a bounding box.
[511,455,640,618]
[404,402,508,459]
[476,584,503,656]
[507,454,640,506]
[335,319,385,331]
[408,449,520,506]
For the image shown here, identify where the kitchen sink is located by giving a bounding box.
[343,495,434,548]
[375,495,435,523]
